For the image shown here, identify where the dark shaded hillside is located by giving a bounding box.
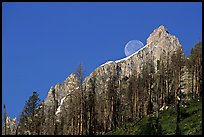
[105,97,202,135]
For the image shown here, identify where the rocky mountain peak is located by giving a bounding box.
[146,25,169,44]
[44,72,79,109]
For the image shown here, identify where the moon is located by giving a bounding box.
[124,40,144,57]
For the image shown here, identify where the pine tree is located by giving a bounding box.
[89,73,97,135]
[74,63,85,135]
[18,91,40,135]
[170,48,186,135]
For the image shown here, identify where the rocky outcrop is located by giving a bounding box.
[43,73,79,110]
[2,117,17,135]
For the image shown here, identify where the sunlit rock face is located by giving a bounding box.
[43,73,80,112]
[84,25,182,83]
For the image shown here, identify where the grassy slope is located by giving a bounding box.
[105,97,202,135]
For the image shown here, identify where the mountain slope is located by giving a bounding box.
[105,97,202,135]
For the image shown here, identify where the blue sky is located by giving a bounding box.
[2,2,202,118]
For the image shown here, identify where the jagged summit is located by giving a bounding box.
[89,25,182,80]
[154,25,168,34]
[157,25,168,32]
[100,25,179,67]
[146,25,169,44]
